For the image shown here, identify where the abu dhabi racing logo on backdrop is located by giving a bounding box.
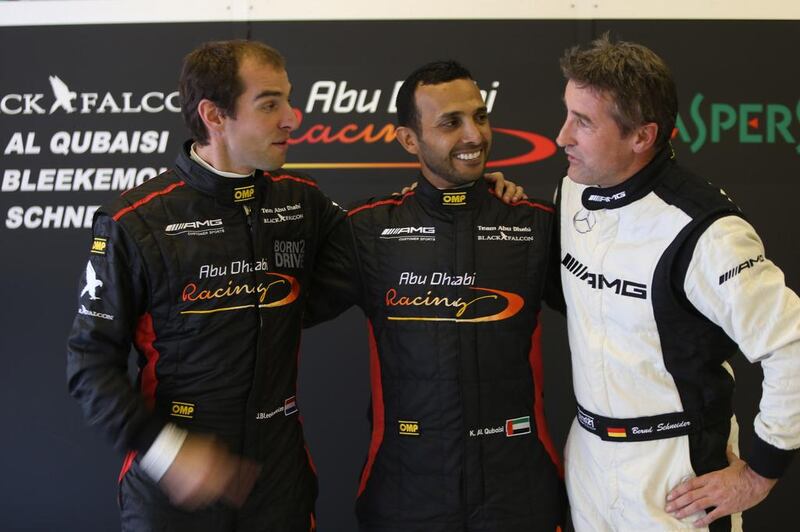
[283,79,556,170]
[0,74,180,115]
[674,93,800,155]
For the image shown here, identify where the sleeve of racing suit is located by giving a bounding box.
[684,215,800,478]
[304,212,362,328]
[66,213,166,457]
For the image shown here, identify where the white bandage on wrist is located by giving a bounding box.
[139,423,189,483]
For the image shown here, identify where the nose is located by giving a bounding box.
[462,118,484,145]
[556,118,572,148]
[281,104,299,132]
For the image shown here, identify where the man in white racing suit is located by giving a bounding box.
[554,35,800,531]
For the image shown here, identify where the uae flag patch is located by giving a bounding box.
[505,416,531,437]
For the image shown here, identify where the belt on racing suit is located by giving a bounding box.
[575,401,732,442]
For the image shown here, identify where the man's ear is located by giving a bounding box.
[632,122,658,154]
[197,99,226,138]
[395,126,420,156]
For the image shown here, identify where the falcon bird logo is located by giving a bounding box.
[48,75,77,114]
[80,261,103,300]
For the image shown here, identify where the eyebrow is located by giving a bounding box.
[253,90,284,101]
[437,105,488,120]
[571,110,593,125]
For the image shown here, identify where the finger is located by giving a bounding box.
[511,186,526,201]
[666,487,706,513]
[667,475,705,501]
[672,495,715,519]
[483,171,502,182]
[693,505,726,528]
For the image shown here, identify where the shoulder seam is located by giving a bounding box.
[112,181,186,221]
[347,192,415,217]
[268,173,319,188]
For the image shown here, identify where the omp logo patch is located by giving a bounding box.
[90,237,107,255]
[398,420,420,436]
[170,401,195,419]
[442,192,467,206]
[233,185,255,202]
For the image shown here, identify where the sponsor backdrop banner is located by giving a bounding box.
[1,20,797,530]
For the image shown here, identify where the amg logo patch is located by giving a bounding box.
[719,255,764,285]
[562,253,647,299]
[587,191,626,203]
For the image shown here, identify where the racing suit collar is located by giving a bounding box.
[415,174,490,212]
[175,140,262,207]
[581,146,674,211]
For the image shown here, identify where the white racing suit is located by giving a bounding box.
[557,148,800,531]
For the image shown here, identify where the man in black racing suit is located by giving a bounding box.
[306,61,565,532]
[66,41,342,531]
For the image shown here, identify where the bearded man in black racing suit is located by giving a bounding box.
[66,41,343,531]
[305,61,565,532]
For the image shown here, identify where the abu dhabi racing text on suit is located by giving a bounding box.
[557,148,800,531]
[67,142,343,531]
[308,176,565,532]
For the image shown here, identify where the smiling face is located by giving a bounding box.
[556,79,642,188]
[218,56,298,173]
[398,78,492,189]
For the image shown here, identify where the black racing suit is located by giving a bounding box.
[307,176,565,532]
[67,141,343,531]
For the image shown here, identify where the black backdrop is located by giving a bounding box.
[1,20,798,530]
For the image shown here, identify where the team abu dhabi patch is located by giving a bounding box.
[90,237,107,255]
[476,225,534,242]
[170,401,195,419]
[398,420,420,436]
[233,184,255,203]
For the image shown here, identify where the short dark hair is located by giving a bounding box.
[396,60,474,134]
[179,40,285,145]
[560,34,677,150]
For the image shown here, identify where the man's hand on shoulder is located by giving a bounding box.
[159,433,260,510]
[665,446,777,527]
[484,172,527,204]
